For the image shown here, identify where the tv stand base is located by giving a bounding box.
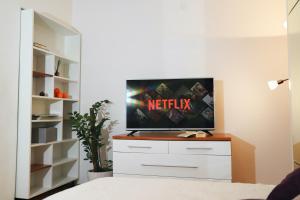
[127,130,138,136]
[201,130,213,136]
[113,133,232,181]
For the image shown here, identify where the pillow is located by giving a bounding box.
[267,168,300,200]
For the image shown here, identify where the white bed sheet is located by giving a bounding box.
[45,177,274,200]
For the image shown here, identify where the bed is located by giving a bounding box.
[45,177,275,200]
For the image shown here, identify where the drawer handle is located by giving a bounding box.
[141,164,198,169]
[186,147,212,150]
[128,145,152,149]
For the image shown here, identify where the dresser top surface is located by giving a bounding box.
[113,132,231,141]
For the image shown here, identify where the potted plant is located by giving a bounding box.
[70,100,113,180]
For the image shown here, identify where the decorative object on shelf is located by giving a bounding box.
[268,78,289,90]
[39,91,48,96]
[55,59,61,76]
[33,42,49,51]
[62,92,69,99]
[54,87,63,98]
[32,127,57,143]
[54,87,60,97]
[56,92,62,98]
[54,88,69,99]
[32,114,40,120]
[32,114,59,120]
[70,100,113,180]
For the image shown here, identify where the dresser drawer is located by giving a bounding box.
[113,140,168,154]
[169,141,231,155]
[113,152,231,180]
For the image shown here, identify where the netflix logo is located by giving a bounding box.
[148,99,191,111]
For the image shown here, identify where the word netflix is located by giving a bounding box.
[148,99,191,111]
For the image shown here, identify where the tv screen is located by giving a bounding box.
[126,78,214,130]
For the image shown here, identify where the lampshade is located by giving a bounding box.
[268,80,279,90]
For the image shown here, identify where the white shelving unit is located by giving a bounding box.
[16,9,81,199]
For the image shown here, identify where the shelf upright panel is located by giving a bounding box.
[16,9,35,199]
[45,55,55,97]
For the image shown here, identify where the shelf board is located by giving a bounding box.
[31,164,51,173]
[35,11,79,36]
[52,158,77,167]
[54,76,78,83]
[52,177,78,189]
[33,46,79,64]
[32,95,79,102]
[32,118,62,123]
[31,138,78,148]
[63,98,79,102]
[33,71,53,78]
[30,186,51,198]
[31,143,52,148]
[32,95,59,101]
[53,138,78,144]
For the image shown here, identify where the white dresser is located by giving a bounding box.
[113,133,232,181]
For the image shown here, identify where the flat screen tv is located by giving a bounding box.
[126,78,214,131]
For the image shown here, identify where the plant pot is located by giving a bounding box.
[87,170,113,181]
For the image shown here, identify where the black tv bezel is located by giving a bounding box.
[125,77,215,131]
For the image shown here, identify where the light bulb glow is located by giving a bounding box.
[268,80,279,90]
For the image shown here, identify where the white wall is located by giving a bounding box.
[72,0,292,184]
[0,1,72,199]
[0,1,20,199]
[288,0,300,168]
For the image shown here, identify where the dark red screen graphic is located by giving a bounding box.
[147,99,191,111]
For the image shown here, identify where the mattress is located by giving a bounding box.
[45,177,275,200]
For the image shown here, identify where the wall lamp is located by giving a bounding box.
[268,79,289,90]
